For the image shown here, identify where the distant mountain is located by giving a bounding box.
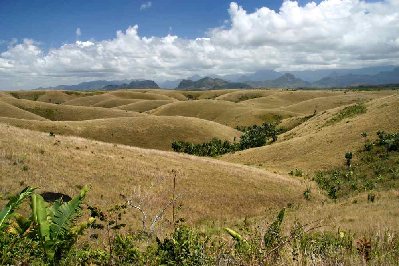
[312,67,399,87]
[176,77,251,90]
[158,79,182,89]
[222,66,397,83]
[40,79,159,91]
[48,80,130,90]
[37,65,399,91]
[102,80,159,90]
[248,73,311,88]
[226,69,282,82]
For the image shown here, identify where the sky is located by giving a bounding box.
[0,0,398,89]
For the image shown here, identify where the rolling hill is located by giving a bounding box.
[222,94,399,173]
[0,96,143,121]
[149,99,295,127]
[0,115,241,150]
[0,123,304,225]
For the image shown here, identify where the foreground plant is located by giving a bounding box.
[0,186,93,264]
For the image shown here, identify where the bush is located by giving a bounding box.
[156,226,209,265]
[172,122,280,157]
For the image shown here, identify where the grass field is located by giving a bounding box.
[1,88,399,264]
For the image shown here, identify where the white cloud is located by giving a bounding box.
[140,1,152,11]
[76,27,82,38]
[1,0,399,89]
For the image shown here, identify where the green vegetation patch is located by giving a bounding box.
[314,131,399,199]
[172,122,280,157]
[2,194,399,265]
[325,103,367,126]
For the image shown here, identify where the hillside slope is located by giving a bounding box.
[223,94,399,173]
[0,123,305,224]
[149,99,295,127]
[0,115,241,150]
[0,97,143,121]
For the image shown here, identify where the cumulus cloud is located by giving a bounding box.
[140,1,152,11]
[1,0,399,89]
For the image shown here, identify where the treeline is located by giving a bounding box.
[172,122,280,157]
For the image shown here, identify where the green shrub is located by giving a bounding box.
[156,226,209,265]
[172,122,280,157]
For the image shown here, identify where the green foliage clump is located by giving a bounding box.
[156,226,209,265]
[326,103,366,125]
[2,194,399,265]
[0,186,92,264]
[314,131,399,199]
[172,138,236,157]
[172,122,279,157]
[376,131,399,151]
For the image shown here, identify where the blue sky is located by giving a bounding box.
[0,0,322,51]
[0,0,396,89]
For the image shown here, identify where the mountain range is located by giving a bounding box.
[37,66,399,90]
[176,77,251,90]
[40,79,159,91]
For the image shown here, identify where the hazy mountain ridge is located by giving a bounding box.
[39,79,159,91]
[36,66,399,90]
[176,77,251,90]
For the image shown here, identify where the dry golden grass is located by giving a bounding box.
[281,91,392,114]
[6,90,47,101]
[0,101,47,120]
[0,115,241,150]
[1,88,399,236]
[215,89,277,102]
[35,91,79,104]
[285,190,399,234]
[138,89,187,101]
[1,97,143,121]
[116,100,175,112]
[223,94,399,173]
[62,93,112,106]
[149,99,294,127]
[238,90,337,109]
[196,90,237,100]
[107,90,175,100]
[0,123,305,226]
[92,98,143,108]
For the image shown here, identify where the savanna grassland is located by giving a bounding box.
[1,88,399,265]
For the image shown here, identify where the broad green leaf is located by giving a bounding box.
[50,186,89,238]
[0,187,35,230]
[31,193,51,241]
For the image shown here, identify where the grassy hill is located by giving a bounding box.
[0,115,241,150]
[149,99,294,127]
[0,123,304,225]
[116,100,175,112]
[0,101,47,120]
[0,96,143,121]
[222,94,399,173]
